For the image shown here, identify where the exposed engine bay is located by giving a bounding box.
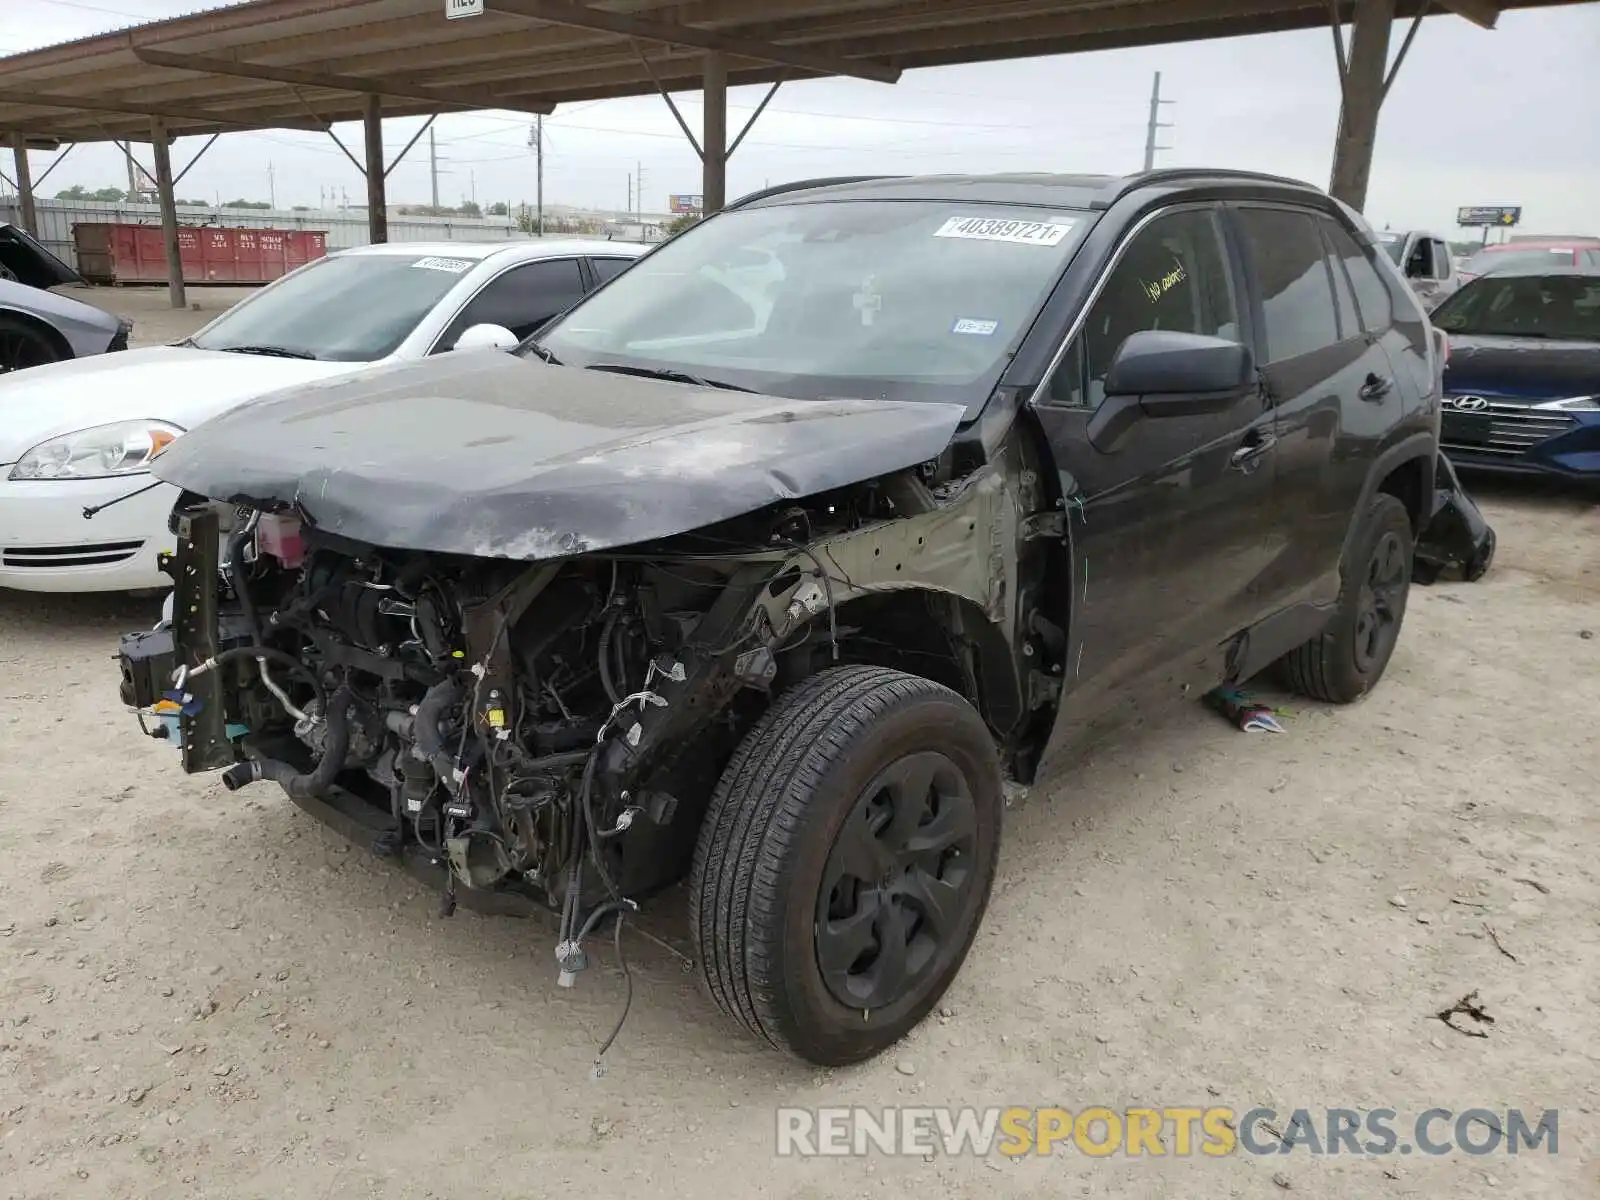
[117,447,1057,1046]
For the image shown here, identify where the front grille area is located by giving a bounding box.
[2,539,144,569]
[1441,398,1577,458]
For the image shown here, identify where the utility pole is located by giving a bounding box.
[122,142,139,200]
[527,116,546,236]
[1142,71,1174,172]
[429,127,440,209]
[635,160,645,225]
[267,161,276,209]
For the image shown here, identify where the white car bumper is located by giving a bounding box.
[0,475,180,592]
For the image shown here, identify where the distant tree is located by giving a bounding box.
[487,201,508,217]
[55,184,130,202]
[291,205,311,212]
[458,200,482,217]
[222,198,273,210]
[664,213,700,236]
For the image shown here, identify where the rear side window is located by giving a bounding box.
[1321,218,1393,335]
[1321,227,1362,341]
[1237,208,1342,361]
[589,256,635,284]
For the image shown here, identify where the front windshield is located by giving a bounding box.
[535,199,1090,404]
[190,253,476,361]
[1375,233,1405,265]
[1431,273,1600,341]
[1461,247,1574,277]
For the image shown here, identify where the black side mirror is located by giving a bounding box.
[1089,330,1255,450]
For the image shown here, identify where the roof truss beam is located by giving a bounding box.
[1433,0,1499,26]
[0,86,326,131]
[488,0,901,84]
[129,46,554,115]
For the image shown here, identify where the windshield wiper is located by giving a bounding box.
[584,362,754,392]
[216,344,319,360]
[522,340,561,365]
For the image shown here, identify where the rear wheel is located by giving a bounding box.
[1281,493,1413,703]
[691,665,1002,1066]
[0,314,65,374]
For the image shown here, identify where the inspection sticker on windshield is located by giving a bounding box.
[934,216,1074,246]
[951,317,999,336]
[410,256,474,273]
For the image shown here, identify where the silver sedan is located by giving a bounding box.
[0,222,131,372]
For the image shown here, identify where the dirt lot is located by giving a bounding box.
[2,287,1597,1199]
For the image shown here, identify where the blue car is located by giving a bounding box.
[1431,265,1600,480]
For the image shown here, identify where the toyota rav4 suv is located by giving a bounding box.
[118,170,1441,1067]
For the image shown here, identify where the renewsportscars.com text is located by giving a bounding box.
[775,1106,1559,1158]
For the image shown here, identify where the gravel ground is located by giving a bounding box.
[1,287,1596,1199]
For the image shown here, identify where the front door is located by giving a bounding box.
[1028,205,1278,719]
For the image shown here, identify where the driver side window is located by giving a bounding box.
[1048,208,1238,407]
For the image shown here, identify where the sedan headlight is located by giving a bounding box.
[8,420,184,481]
[1539,395,1600,412]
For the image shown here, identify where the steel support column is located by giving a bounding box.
[9,132,37,234]
[702,53,728,215]
[363,95,388,244]
[1328,0,1396,212]
[149,118,186,309]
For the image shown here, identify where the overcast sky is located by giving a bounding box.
[6,0,1598,234]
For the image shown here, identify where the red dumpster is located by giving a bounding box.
[72,222,328,286]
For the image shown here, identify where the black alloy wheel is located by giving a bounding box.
[1281,492,1414,704]
[816,750,979,1011]
[1352,527,1408,674]
[691,665,1002,1066]
[0,316,62,374]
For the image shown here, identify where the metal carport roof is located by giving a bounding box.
[0,0,1572,144]
[2,0,1588,306]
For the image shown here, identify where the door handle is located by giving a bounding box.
[1359,373,1393,402]
[1230,432,1277,472]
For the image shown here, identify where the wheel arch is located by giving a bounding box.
[1342,433,1436,563]
[0,306,74,361]
[820,588,1027,751]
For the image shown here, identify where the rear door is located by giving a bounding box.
[1229,205,1399,612]
[1030,204,1277,706]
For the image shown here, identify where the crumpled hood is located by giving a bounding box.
[153,351,969,560]
[0,344,360,463]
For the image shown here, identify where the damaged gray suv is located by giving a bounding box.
[118,170,1442,1066]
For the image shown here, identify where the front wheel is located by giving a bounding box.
[1280,492,1414,703]
[690,666,1003,1066]
[0,314,64,374]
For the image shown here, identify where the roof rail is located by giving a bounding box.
[725,175,905,210]
[1091,167,1319,210]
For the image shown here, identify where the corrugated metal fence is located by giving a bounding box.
[0,197,554,273]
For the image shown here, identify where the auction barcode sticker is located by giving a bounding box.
[411,256,474,273]
[934,216,1074,246]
